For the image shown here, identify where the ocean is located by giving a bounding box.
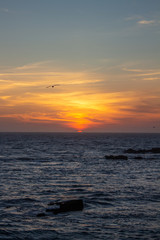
[0,132,160,240]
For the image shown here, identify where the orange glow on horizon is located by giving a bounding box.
[0,64,160,132]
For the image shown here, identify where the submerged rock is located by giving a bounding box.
[105,155,128,160]
[36,213,46,217]
[124,148,145,154]
[37,199,84,217]
[46,199,84,214]
[134,156,143,160]
[150,148,160,153]
[124,147,160,154]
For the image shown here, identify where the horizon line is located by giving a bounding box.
[0,131,159,134]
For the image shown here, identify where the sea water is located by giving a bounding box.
[0,133,160,240]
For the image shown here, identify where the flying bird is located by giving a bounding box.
[46,84,60,88]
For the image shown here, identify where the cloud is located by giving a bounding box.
[15,61,52,71]
[1,60,159,132]
[137,20,155,25]
[0,8,14,14]
[122,67,145,73]
[125,15,160,27]
[122,67,160,81]
[125,15,142,21]
[120,104,159,114]
[138,71,160,77]
[142,77,159,81]
[0,61,103,89]
[1,8,9,13]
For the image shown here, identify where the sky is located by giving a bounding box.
[0,0,160,132]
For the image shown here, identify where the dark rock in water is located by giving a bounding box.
[106,155,128,160]
[37,199,84,217]
[134,156,143,160]
[37,213,46,217]
[124,148,148,154]
[151,148,160,153]
[105,155,128,160]
[46,199,84,214]
[124,147,160,154]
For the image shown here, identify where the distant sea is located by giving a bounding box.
[0,132,160,240]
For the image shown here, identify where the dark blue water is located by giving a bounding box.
[0,133,160,240]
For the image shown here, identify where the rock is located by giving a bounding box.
[124,148,146,154]
[150,148,160,153]
[124,147,160,154]
[134,156,143,160]
[46,199,84,214]
[37,213,46,217]
[105,155,128,160]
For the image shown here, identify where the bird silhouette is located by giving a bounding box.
[46,84,60,88]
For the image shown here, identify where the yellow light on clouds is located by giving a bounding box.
[0,63,160,132]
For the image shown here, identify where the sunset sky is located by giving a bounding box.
[0,0,160,132]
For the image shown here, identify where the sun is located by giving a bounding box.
[77,130,83,133]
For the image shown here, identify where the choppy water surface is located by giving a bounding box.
[0,133,160,240]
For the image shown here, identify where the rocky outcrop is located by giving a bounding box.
[105,155,128,160]
[134,156,143,160]
[46,199,84,214]
[37,212,46,217]
[124,148,160,154]
[37,199,84,217]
